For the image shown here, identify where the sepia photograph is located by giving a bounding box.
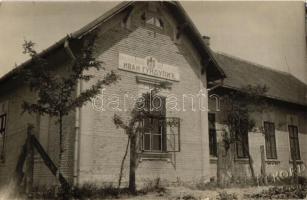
[0,0,306,199]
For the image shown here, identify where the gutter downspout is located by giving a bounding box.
[64,38,81,186]
[64,37,76,60]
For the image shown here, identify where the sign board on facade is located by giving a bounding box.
[118,53,180,81]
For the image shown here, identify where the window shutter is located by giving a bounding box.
[166,117,180,152]
[137,119,144,152]
[264,123,270,158]
[288,125,301,160]
[264,122,277,159]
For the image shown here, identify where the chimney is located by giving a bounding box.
[202,35,210,47]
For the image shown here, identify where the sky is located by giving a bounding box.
[0,1,306,83]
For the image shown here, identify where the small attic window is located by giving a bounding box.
[146,16,164,29]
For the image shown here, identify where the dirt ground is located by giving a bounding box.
[118,186,273,200]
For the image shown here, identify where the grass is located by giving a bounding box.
[247,185,307,199]
[29,178,166,199]
[23,176,307,199]
[192,176,257,190]
[245,176,307,199]
[138,178,166,195]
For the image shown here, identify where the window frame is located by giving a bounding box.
[142,116,167,152]
[288,125,301,160]
[141,93,167,153]
[208,113,217,157]
[264,121,277,160]
[139,92,180,154]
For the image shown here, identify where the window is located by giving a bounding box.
[145,16,164,29]
[139,92,180,153]
[288,125,301,160]
[236,129,249,159]
[264,122,277,159]
[0,114,6,161]
[208,113,217,157]
[143,117,166,152]
[142,93,167,152]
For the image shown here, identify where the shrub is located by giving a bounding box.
[175,194,198,200]
[265,175,307,187]
[71,183,125,199]
[248,185,307,199]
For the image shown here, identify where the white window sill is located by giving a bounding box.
[234,158,249,164]
[265,159,280,164]
[138,152,171,162]
[289,160,304,164]
[210,156,217,163]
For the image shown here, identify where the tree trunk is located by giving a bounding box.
[118,136,130,191]
[243,142,257,184]
[217,142,225,187]
[58,115,64,191]
[129,133,137,194]
[247,152,257,184]
[217,132,235,187]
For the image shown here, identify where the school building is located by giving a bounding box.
[0,1,306,188]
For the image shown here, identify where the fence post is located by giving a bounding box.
[26,124,34,196]
[260,145,267,185]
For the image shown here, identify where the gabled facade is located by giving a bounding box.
[0,1,225,187]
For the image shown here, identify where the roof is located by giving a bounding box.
[0,1,225,85]
[214,52,307,107]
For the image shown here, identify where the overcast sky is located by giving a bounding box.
[0,1,306,83]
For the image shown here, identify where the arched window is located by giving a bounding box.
[145,16,164,29]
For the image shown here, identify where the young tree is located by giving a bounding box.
[113,83,169,194]
[113,104,142,194]
[19,33,119,184]
[217,84,269,186]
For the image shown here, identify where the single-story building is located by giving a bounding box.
[208,52,307,181]
[0,1,306,189]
